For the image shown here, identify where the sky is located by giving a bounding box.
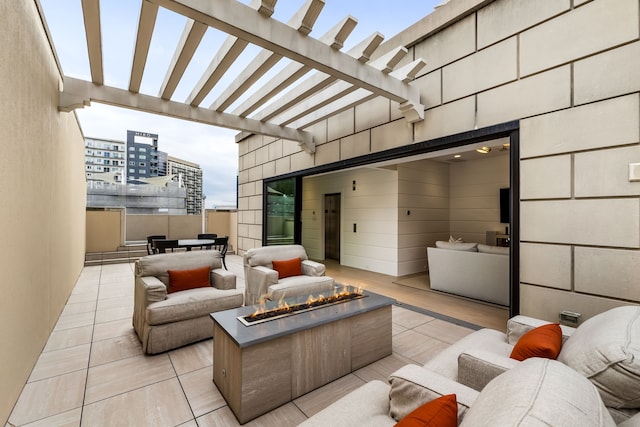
[40,0,442,208]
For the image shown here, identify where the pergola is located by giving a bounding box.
[58,0,427,154]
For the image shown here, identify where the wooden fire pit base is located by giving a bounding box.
[210,290,394,424]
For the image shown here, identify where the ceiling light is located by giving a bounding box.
[476,147,491,154]
[454,154,461,158]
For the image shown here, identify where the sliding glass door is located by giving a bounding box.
[264,177,300,245]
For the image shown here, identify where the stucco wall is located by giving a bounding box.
[238,0,640,322]
[0,1,87,423]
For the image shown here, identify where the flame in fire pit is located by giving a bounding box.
[239,285,364,326]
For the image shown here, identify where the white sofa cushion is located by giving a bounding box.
[298,380,395,427]
[558,305,640,409]
[268,275,335,301]
[435,241,478,251]
[477,243,509,255]
[459,358,616,427]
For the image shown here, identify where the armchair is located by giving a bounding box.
[133,250,243,354]
[243,244,335,305]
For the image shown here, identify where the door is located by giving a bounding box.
[324,193,340,261]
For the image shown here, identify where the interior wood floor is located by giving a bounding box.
[323,259,510,331]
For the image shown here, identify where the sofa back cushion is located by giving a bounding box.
[135,251,221,288]
[244,245,309,268]
[435,241,478,252]
[460,358,615,427]
[558,306,640,409]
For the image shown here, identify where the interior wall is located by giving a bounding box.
[302,168,399,276]
[0,1,87,423]
[397,160,450,276]
[449,153,510,244]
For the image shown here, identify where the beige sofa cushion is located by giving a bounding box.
[146,287,243,325]
[558,305,640,409]
[460,358,616,427]
[298,380,395,427]
[136,251,223,288]
[435,241,478,251]
[268,275,335,301]
[388,364,478,422]
[244,244,309,268]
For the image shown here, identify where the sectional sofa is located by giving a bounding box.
[427,241,509,305]
[300,306,640,426]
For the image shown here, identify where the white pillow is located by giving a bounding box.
[435,241,478,252]
[460,358,616,426]
[558,306,640,409]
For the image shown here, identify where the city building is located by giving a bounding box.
[84,132,203,215]
[168,156,204,215]
[126,130,160,181]
[84,136,126,182]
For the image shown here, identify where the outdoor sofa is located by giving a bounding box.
[301,306,640,426]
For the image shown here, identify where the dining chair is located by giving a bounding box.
[212,236,229,269]
[197,233,218,250]
[146,235,166,255]
[153,239,179,253]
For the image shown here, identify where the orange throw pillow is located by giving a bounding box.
[395,394,458,427]
[167,266,211,293]
[271,257,302,279]
[510,323,562,361]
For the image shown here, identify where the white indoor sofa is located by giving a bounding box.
[427,241,509,305]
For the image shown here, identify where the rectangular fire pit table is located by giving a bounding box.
[210,290,395,424]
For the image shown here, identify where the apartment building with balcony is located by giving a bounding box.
[168,156,204,215]
[84,136,126,182]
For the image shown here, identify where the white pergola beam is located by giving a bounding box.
[151,0,423,114]
[256,44,406,124]
[81,0,103,85]
[231,15,361,118]
[60,77,315,152]
[273,46,407,126]
[233,64,312,118]
[159,19,208,100]
[277,81,357,126]
[129,1,159,93]
[210,0,325,113]
[186,36,249,106]
[288,0,324,36]
[288,89,377,130]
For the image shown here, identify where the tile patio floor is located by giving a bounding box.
[7,254,505,426]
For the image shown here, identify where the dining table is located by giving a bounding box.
[177,239,215,251]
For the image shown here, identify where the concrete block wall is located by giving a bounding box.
[237,0,640,321]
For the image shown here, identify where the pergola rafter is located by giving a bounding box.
[60,0,427,154]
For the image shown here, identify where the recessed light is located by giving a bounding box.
[476,147,491,154]
[454,154,461,158]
